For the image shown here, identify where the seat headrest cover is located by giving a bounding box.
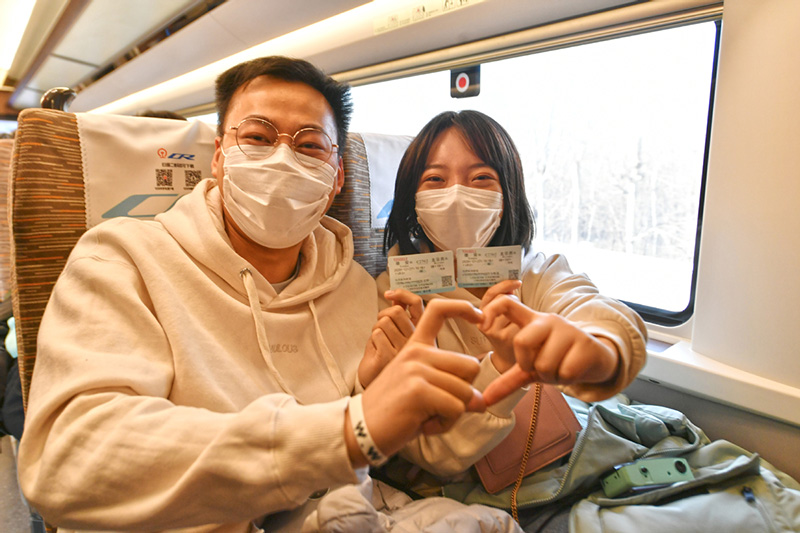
[0,139,13,310]
[77,114,217,228]
[360,132,413,229]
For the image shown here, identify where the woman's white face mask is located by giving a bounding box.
[221,144,336,249]
[415,185,503,251]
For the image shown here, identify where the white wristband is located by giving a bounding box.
[348,395,389,467]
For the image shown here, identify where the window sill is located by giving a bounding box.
[639,340,800,427]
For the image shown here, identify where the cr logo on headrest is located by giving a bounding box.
[157,148,196,161]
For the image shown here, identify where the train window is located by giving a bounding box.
[349,21,720,326]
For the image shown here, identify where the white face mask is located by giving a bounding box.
[415,185,503,251]
[221,144,336,249]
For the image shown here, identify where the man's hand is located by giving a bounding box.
[349,299,487,465]
[479,296,619,406]
[358,289,423,387]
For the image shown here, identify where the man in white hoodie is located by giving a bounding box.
[18,56,524,532]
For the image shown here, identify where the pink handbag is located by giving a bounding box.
[474,383,581,518]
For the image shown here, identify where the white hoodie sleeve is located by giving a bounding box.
[518,253,647,402]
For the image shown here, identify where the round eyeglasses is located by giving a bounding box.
[226,118,338,168]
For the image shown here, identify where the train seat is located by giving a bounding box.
[330,131,412,278]
[9,109,214,412]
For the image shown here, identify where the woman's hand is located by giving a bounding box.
[347,299,487,466]
[479,295,620,405]
[358,289,423,388]
[479,279,522,373]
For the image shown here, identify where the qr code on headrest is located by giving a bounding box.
[184,170,202,188]
[156,168,173,187]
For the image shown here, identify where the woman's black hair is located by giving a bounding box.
[215,56,352,153]
[384,110,535,255]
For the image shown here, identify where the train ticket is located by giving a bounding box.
[456,245,521,288]
[388,250,456,294]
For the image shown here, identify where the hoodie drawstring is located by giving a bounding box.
[308,300,350,397]
[240,268,295,396]
[239,267,350,398]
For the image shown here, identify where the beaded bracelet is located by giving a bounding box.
[348,395,389,467]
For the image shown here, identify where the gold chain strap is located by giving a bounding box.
[510,383,542,523]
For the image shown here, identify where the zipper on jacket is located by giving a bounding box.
[741,486,778,533]
[515,405,702,509]
[514,404,598,508]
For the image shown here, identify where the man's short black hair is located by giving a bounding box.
[215,56,353,153]
[137,109,187,121]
